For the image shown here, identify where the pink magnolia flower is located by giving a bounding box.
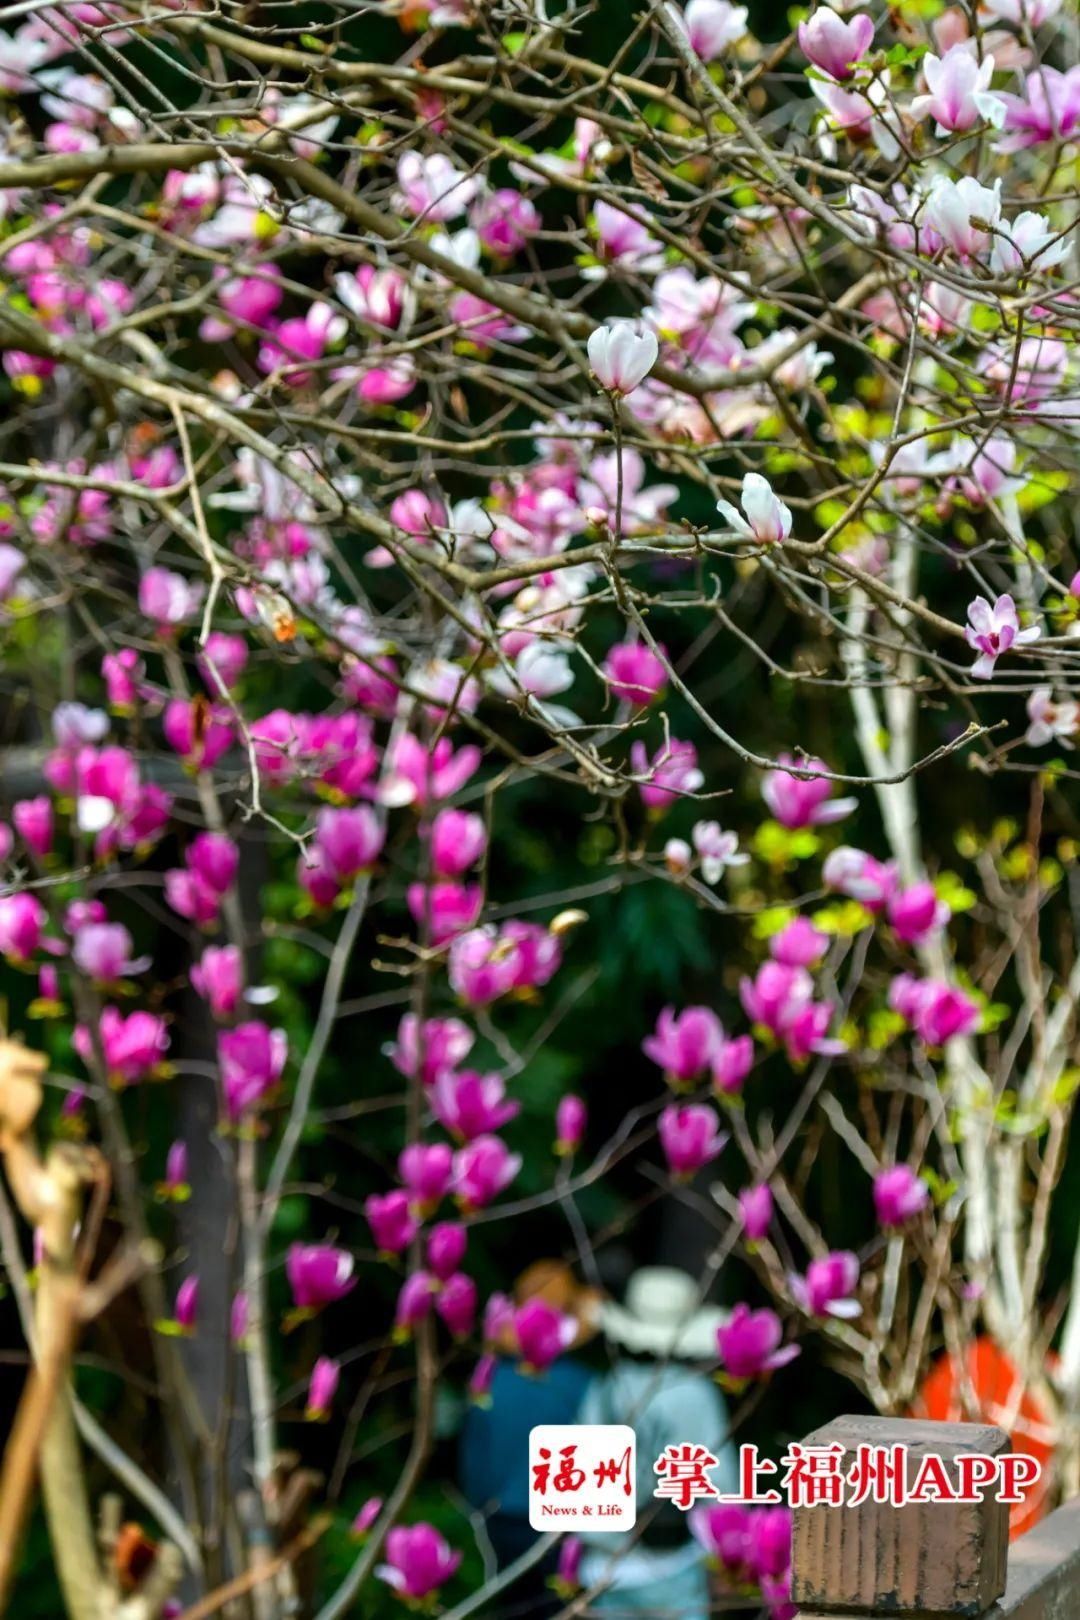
[932,435,1022,507]
[507,920,565,991]
[762,756,856,828]
[1026,687,1079,748]
[200,269,283,340]
[427,1222,468,1280]
[740,963,842,1061]
[161,1140,189,1198]
[745,1508,793,1586]
[791,1003,845,1062]
[162,700,233,769]
[769,918,828,967]
[445,927,518,1006]
[822,846,897,909]
[198,632,249,692]
[470,189,540,257]
[556,1536,583,1590]
[102,649,145,712]
[717,474,792,544]
[668,0,748,60]
[366,1190,420,1255]
[71,922,149,980]
[341,649,399,713]
[580,448,677,537]
[888,974,980,1045]
[965,593,1040,679]
[191,944,243,1019]
[511,1298,579,1371]
[631,737,704,811]
[435,1272,478,1338]
[448,922,561,1006]
[873,1165,930,1228]
[658,1103,728,1176]
[256,302,346,386]
[555,1094,587,1155]
[65,900,107,932]
[452,1135,522,1210]
[394,152,479,221]
[429,808,487,877]
[12,797,53,858]
[352,1498,383,1537]
[692,1503,753,1570]
[643,1005,725,1085]
[395,1271,438,1334]
[469,1353,497,1401]
[483,1292,515,1346]
[791,1251,861,1318]
[189,832,239,894]
[449,292,529,349]
[74,1007,170,1086]
[306,1356,339,1419]
[389,489,448,544]
[717,1304,800,1379]
[998,66,1080,152]
[431,1070,519,1140]
[603,641,668,706]
[334,264,414,332]
[887,882,950,945]
[399,1142,455,1212]
[380,734,482,808]
[979,335,1068,409]
[314,806,385,880]
[138,566,203,631]
[911,45,1005,135]
[377,1524,462,1600]
[739,1184,774,1242]
[591,202,664,276]
[406,882,484,945]
[218,1022,287,1119]
[286,1243,356,1311]
[165,870,223,929]
[174,1276,199,1333]
[387,1014,474,1085]
[587,322,659,396]
[296,846,341,910]
[810,74,900,154]
[60,744,171,857]
[798,7,874,80]
[711,1034,755,1096]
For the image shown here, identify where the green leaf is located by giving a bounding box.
[934,871,976,912]
[751,820,821,868]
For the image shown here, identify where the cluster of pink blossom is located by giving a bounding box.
[1,0,1078,1607]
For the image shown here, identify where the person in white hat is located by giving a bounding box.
[576,1266,738,1620]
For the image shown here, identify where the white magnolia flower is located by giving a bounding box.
[1026,686,1079,747]
[587,323,659,396]
[990,210,1071,277]
[692,821,750,883]
[716,473,793,543]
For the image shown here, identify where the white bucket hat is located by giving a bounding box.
[598,1266,727,1360]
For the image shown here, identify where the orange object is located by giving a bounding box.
[114,1523,157,1592]
[913,1336,1055,1537]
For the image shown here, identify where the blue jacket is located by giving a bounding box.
[461,1354,594,1519]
